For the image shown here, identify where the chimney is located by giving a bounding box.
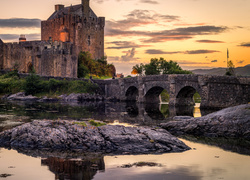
[82,0,90,17]
[19,35,26,42]
[55,4,64,11]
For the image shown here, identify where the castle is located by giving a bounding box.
[0,0,105,78]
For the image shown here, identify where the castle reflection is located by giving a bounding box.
[41,156,105,180]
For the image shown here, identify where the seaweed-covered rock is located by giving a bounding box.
[0,120,190,154]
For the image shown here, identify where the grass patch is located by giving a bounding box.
[89,119,106,127]
[73,121,87,127]
[85,74,112,80]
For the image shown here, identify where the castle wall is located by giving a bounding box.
[1,41,77,78]
[0,39,4,69]
[2,42,36,72]
[38,49,77,78]
[75,17,105,60]
[41,15,77,44]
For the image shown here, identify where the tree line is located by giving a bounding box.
[131,58,192,75]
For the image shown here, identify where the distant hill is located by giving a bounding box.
[192,65,250,76]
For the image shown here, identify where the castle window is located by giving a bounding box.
[88,36,91,46]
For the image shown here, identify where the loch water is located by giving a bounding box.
[0,100,250,180]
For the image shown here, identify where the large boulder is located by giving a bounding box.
[161,104,250,140]
[0,120,190,154]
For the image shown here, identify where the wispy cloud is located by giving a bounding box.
[196,39,225,43]
[140,0,159,4]
[185,49,220,54]
[107,41,150,49]
[145,49,220,54]
[106,22,228,43]
[106,9,179,31]
[236,60,245,64]
[93,0,159,4]
[0,33,40,41]
[239,42,250,47]
[0,18,41,28]
[145,49,180,54]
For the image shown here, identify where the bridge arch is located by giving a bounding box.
[175,86,202,106]
[145,86,170,104]
[125,86,139,101]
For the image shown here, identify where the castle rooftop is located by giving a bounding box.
[47,4,97,21]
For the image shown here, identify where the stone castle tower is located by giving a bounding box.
[41,0,105,59]
[0,0,105,78]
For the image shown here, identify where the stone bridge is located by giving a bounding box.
[94,74,250,109]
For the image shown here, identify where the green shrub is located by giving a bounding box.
[0,76,24,94]
[3,70,19,78]
[47,79,66,93]
[78,64,89,78]
[67,81,99,94]
[0,71,100,96]
[23,74,42,95]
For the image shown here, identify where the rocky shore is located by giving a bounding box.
[1,92,106,103]
[161,104,250,140]
[0,120,190,154]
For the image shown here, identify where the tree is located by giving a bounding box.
[144,58,161,75]
[107,64,116,77]
[225,60,235,76]
[78,51,92,78]
[78,51,116,78]
[131,63,144,75]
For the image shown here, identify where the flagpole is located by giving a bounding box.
[227,48,229,68]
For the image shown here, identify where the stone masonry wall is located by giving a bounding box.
[1,41,78,78]
[201,76,250,109]
[0,39,4,69]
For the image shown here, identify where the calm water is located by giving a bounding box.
[0,100,250,180]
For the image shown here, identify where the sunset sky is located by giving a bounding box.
[0,0,250,74]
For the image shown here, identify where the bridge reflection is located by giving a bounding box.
[101,102,214,126]
[0,100,217,127]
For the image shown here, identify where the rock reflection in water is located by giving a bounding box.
[182,135,250,156]
[41,156,105,180]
